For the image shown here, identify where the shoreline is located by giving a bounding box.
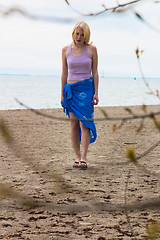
[0,103,160,111]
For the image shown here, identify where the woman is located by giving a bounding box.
[61,21,99,169]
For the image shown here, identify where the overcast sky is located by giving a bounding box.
[0,0,160,77]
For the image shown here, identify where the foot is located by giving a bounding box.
[79,160,87,170]
[73,161,80,168]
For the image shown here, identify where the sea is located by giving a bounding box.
[0,75,160,110]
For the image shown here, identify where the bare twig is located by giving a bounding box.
[65,0,141,16]
[0,5,75,23]
[65,0,160,33]
[124,169,134,236]
[133,11,160,33]
[15,98,160,122]
[136,47,160,101]
[137,139,160,161]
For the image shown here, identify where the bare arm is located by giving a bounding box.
[61,46,68,106]
[91,45,99,105]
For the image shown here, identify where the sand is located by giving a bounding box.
[0,105,160,240]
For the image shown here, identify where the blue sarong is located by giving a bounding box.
[62,78,97,144]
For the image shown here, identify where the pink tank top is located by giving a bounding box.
[67,44,92,81]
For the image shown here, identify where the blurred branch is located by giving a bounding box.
[124,169,134,236]
[137,139,160,161]
[136,47,160,100]
[15,98,160,122]
[65,0,141,16]
[133,11,160,33]
[0,5,75,23]
[0,116,13,143]
[0,2,159,237]
[1,1,160,34]
[126,142,160,193]
[0,181,160,212]
[15,98,160,177]
[0,183,37,209]
[65,0,160,33]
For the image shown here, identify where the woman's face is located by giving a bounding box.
[74,27,85,47]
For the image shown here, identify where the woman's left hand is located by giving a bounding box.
[92,94,99,105]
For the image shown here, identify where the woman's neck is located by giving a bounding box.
[73,42,85,49]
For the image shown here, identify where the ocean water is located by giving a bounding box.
[0,75,160,110]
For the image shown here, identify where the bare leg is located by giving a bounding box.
[80,122,90,162]
[70,112,81,161]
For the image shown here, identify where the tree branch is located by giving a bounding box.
[0,5,75,23]
[65,0,141,16]
[15,98,160,122]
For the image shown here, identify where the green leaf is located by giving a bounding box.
[126,147,137,164]
[112,124,119,133]
[147,220,160,239]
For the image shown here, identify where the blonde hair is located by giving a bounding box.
[72,21,91,45]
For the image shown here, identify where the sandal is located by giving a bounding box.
[79,161,88,170]
[73,161,80,168]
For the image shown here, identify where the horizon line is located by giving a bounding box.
[0,73,160,79]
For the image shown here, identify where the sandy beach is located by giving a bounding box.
[0,105,160,240]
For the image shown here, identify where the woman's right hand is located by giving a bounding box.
[92,93,99,105]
